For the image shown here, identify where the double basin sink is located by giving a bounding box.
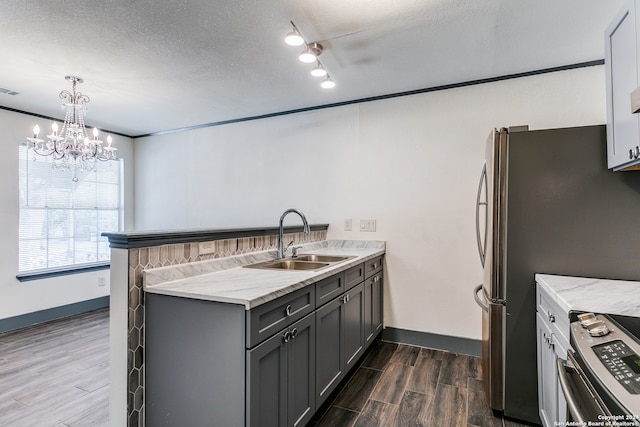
[244,254,355,271]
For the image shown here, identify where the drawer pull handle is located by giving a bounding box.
[285,304,292,316]
[372,262,379,269]
[291,328,298,339]
[548,311,555,323]
[342,294,350,304]
[372,275,380,283]
[283,331,292,343]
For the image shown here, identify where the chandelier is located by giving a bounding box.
[25,76,117,182]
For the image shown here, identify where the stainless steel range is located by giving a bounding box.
[558,313,640,425]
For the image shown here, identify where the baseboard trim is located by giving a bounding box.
[380,327,481,357]
[0,296,110,334]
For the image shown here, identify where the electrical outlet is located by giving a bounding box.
[360,219,377,232]
[98,277,106,287]
[198,241,216,255]
[344,218,352,231]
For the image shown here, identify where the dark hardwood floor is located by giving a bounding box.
[0,309,532,427]
[0,309,109,427]
[310,340,533,427]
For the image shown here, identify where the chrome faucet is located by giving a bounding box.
[277,208,310,259]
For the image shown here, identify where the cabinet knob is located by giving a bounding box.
[630,149,634,160]
[283,331,292,343]
[342,294,350,304]
[291,328,298,339]
[372,275,380,283]
[372,262,379,269]
[636,146,640,159]
[547,311,555,323]
[285,304,292,316]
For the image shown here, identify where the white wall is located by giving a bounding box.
[0,109,134,322]
[134,66,606,340]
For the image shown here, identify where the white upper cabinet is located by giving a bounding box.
[605,0,640,170]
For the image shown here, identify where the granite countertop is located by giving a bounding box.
[143,240,385,309]
[535,274,640,317]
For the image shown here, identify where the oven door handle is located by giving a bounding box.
[556,356,588,424]
[557,352,612,423]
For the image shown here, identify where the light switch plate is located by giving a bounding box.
[360,219,376,232]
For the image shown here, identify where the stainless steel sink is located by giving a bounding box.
[292,254,353,263]
[244,254,354,271]
[244,260,330,271]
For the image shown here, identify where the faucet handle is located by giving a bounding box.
[291,246,303,257]
[282,240,294,257]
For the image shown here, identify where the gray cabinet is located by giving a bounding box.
[247,313,315,427]
[247,284,315,348]
[364,271,383,349]
[145,254,383,427]
[605,0,640,170]
[145,293,246,427]
[315,282,365,407]
[315,272,344,307]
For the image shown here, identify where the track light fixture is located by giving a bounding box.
[284,21,336,89]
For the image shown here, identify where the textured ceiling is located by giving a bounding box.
[0,0,625,136]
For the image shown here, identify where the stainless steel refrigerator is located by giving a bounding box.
[472,125,640,425]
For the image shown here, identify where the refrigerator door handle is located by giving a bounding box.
[475,162,488,267]
[473,284,489,312]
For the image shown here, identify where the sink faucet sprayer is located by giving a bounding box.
[277,208,310,259]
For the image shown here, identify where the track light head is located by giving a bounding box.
[311,61,327,77]
[320,75,335,89]
[299,42,323,63]
[284,23,304,46]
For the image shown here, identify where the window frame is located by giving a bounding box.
[17,145,123,279]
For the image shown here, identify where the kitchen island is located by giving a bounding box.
[143,240,385,427]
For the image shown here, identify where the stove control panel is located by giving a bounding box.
[592,339,640,394]
[570,314,640,416]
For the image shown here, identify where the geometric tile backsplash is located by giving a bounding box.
[124,230,327,427]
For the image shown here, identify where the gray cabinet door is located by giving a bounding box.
[247,313,316,427]
[365,272,383,348]
[288,314,316,427]
[247,328,288,427]
[315,295,344,406]
[344,282,365,370]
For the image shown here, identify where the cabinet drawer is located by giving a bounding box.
[536,284,569,345]
[364,256,383,278]
[247,285,315,348]
[344,263,365,290]
[316,272,345,307]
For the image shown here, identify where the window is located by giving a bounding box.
[18,146,123,273]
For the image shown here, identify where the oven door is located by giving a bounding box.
[556,350,612,423]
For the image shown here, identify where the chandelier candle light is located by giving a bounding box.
[25,76,117,182]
